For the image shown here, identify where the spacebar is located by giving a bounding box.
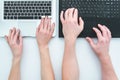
[18,16,34,19]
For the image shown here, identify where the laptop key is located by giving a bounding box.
[18,16,34,19]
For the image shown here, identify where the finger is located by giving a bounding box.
[104,25,112,39]
[47,18,51,32]
[69,8,75,19]
[19,35,23,46]
[86,37,95,48]
[93,27,103,40]
[50,23,55,34]
[98,24,108,38]
[14,29,20,41]
[5,35,9,44]
[38,18,43,31]
[73,9,78,21]
[11,27,16,40]
[44,16,48,30]
[79,17,84,31]
[42,18,45,29]
[8,29,12,39]
[65,9,69,20]
[60,11,65,23]
[36,27,39,36]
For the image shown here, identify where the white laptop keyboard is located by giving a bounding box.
[4,1,52,20]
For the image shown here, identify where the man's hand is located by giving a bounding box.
[36,17,55,48]
[86,24,118,80]
[60,8,84,41]
[5,28,23,60]
[6,28,23,80]
[86,24,111,58]
[61,8,84,80]
[36,17,55,80]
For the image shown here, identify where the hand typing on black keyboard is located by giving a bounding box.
[61,8,84,80]
[60,8,84,41]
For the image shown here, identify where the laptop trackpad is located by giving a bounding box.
[17,21,39,37]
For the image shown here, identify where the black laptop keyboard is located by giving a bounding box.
[4,1,52,20]
[60,0,120,18]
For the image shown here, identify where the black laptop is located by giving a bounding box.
[59,0,120,38]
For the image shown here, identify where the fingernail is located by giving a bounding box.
[79,17,81,18]
[98,24,101,27]
[98,24,102,26]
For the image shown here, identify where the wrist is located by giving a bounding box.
[65,37,76,44]
[39,45,49,55]
[98,54,111,64]
[12,57,21,65]
[39,45,49,50]
[99,56,113,69]
[65,39,76,47]
[64,35,77,41]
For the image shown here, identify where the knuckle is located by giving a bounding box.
[106,39,109,42]
[43,31,47,34]
[10,42,15,46]
[73,20,77,23]
[100,38,109,43]
[67,19,71,22]
[99,39,105,43]
[102,28,106,32]
[49,33,52,36]
[97,30,101,34]
[46,31,49,35]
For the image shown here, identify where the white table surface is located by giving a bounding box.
[0,27,120,80]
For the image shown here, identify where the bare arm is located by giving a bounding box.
[5,28,23,80]
[8,58,21,80]
[60,8,84,80]
[86,24,118,80]
[36,17,55,80]
[63,39,79,80]
[100,55,118,80]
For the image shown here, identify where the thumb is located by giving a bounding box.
[86,37,95,48]
[79,17,84,30]
[5,35,9,44]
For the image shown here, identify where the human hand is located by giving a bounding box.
[36,17,55,48]
[60,8,84,41]
[5,28,23,61]
[86,24,112,59]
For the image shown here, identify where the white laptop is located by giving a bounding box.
[0,0,57,37]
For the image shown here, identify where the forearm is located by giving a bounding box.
[62,40,79,80]
[9,58,21,80]
[39,46,54,80]
[99,55,118,80]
